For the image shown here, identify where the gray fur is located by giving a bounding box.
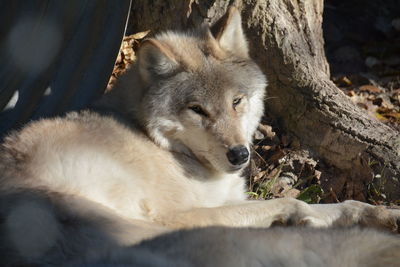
[83,227,400,267]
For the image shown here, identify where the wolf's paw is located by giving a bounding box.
[344,200,400,232]
[293,201,330,228]
[296,215,330,228]
[361,205,400,232]
[270,198,330,228]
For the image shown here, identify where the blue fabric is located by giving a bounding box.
[0,0,131,138]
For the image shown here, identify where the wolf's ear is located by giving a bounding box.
[211,6,248,58]
[137,39,179,83]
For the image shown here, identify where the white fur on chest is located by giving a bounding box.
[31,139,247,221]
[188,173,247,207]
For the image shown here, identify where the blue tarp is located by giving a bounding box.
[0,0,131,137]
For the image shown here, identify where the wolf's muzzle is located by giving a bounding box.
[226,145,249,166]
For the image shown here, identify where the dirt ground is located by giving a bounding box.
[108,1,400,205]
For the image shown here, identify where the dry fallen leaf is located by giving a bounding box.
[334,76,352,87]
[258,124,275,139]
[131,30,151,40]
[359,84,382,94]
[253,170,267,183]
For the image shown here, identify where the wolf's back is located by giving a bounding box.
[83,226,400,267]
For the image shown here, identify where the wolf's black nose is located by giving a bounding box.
[226,145,249,166]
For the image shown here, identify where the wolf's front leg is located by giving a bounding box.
[311,200,400,232]
[157,198,400,232]
[156,198,330,229]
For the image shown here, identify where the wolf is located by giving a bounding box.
[0,6,399,265]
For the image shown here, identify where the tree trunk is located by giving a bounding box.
[128,0,400,201]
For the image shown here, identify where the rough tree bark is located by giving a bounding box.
[128,0,400,201]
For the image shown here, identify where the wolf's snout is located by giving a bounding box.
[226,145,249,166]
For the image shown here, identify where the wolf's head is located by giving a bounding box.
[132,7,266,173]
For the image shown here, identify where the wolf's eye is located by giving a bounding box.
[233,97,242,108]
[188,105,208,117]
